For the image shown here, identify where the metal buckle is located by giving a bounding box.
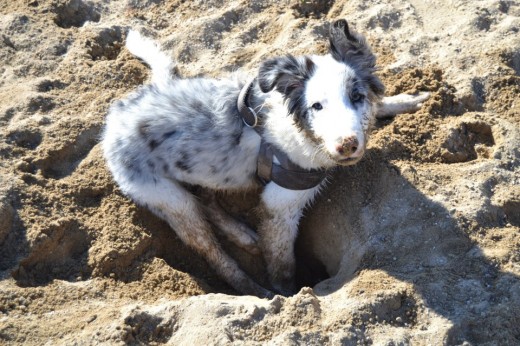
[242,107,258,128]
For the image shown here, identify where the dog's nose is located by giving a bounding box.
[336,136,359,156]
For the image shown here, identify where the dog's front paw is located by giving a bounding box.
[269,272,297,297]
[376,92,431,118]
[409,92,431,109]
[272,282,297,297]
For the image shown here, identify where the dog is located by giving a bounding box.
[102,19,429,298]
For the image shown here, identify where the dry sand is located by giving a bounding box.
[0,0,519,344]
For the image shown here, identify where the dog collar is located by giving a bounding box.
[237,77,259,128]
[237,79,328,190]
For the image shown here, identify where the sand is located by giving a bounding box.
[0,0,519,344]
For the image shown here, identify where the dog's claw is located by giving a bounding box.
[242,236,261,255]
[413,92,431,108]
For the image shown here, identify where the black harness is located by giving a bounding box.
[237,78,328,190]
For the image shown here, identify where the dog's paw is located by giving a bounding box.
[270,276,297,297]
[240,230,261,255]
[410,92,431,109]
[224,221,261,255]
[376,92,431,118]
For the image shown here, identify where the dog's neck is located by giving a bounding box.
[237,79,331,190]
[248,81,335,169]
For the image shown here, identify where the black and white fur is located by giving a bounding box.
[102,20,429,297]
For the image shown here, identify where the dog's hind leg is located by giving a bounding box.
[199,192,260,255]
[376,92,430,118]
[129,178,272,298]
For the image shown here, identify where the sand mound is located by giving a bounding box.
[1,0,519,344]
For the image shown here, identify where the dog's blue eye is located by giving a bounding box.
[312,103,323,110]
[351,91,365,103]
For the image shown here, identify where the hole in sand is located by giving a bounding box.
[499,50,520,76]
[53,0,100,29]
[37,124,101,179]
[152,189,332,295]
[7,129,43,150]
[122,310,174,344]
[26,95,55,113]
[441,121,495,163]
[85,27,124,61]
[291,0,334,18]
[503,200,520,226]
[35,79,68,92]
[12,218,91,286]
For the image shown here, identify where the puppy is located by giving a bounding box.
[102,19,429,297]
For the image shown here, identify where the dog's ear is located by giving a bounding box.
[258,55,315,95]
[367,73,385,97]
[329,19,376,70]
[329,19,384,97]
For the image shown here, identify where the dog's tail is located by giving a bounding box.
[126,30,175,87]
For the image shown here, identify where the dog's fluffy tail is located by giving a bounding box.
[126,30,175,87]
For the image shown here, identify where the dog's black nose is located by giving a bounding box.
[336,136,359,156]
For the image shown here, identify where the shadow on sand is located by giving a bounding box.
[298,146,520,344]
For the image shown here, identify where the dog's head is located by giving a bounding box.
[258,19,384,167]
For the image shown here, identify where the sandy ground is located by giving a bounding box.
[0,0,519,344]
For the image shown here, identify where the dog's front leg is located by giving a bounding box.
[258,182,321,295]
[376,92,430,118]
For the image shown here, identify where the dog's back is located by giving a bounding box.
[103,34,261,191]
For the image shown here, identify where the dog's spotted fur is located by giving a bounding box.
[102,20,429,297]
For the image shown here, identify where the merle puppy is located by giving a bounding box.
[102,19,429,297]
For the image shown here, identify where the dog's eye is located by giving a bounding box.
[350,90,365,104]
[311,102,323,110]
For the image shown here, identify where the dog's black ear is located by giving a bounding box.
[329,19,384,97]
[329,19,356,60]
[329,19,376,70]
[367,75,385,97]
[258,55,315,95]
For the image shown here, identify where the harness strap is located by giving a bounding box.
[257,139,328,190]
[256,138,273,185]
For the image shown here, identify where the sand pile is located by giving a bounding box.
[0,0,519,344]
